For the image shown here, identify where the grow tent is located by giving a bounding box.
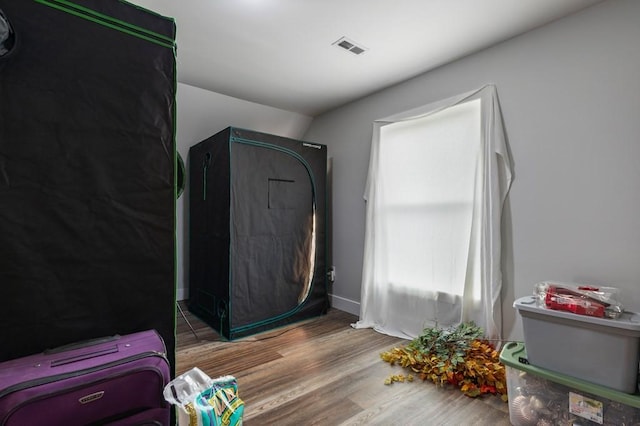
[0,0,177,370]
[189,127,329,339]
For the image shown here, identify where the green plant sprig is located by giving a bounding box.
[381,322,507,400]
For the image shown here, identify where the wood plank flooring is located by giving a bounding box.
[175,302,510,425]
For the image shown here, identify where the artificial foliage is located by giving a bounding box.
[380,322,508,400]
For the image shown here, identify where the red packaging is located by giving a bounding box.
[544,286,605,318]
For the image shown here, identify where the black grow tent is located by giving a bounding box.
[189,127,329,339]
[0,0,177,371]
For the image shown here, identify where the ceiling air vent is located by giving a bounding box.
[332,36,367,55]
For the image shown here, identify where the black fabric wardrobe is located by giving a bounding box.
[0,0,177,371]
[189,127,329,339]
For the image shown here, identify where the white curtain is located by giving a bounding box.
[353,85,513,340]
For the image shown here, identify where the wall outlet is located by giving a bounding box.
[327,267,336,283]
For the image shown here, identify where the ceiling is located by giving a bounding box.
[129,0,603,117]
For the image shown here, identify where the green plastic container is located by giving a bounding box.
[500,342,640,425]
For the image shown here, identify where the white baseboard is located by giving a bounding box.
[330,294,360,316]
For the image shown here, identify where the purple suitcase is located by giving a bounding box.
[0,329,170,426]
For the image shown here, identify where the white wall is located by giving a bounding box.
[175,82,313,299]
[303,0,640,341]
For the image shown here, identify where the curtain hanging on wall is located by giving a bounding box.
[353,85,513,340]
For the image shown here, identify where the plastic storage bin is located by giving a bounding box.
[500,342,640,426]
[514,295,640,393]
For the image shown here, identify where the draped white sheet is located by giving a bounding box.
[353,85,513,340]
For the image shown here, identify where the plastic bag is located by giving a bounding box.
[533,281,624,319]
[0,9,15,57]
[164,367,244,426]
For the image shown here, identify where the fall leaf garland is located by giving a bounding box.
[380,322,508,401]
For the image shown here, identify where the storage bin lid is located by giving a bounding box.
[500,342,640,408]
[514,296,640,331]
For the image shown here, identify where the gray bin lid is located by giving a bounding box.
[514,296,640,331]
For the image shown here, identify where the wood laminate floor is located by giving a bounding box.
[175,302,510,425]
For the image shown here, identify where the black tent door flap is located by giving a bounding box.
[229,139,318,335]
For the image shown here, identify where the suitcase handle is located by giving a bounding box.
[51,346,119,367]
[44,335,121,355]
